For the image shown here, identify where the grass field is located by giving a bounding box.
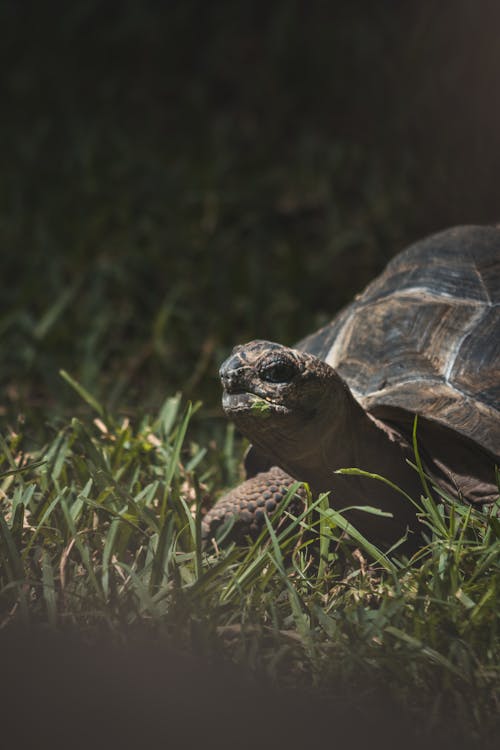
[1,384,499,746]
[1,2,500,747]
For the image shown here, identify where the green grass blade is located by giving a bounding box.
[159,401,193,524]
[114,561,163,620]
[59,369,105,417]
[60,496,103,600]
[319,506,397,573]
[0,513,29,623]
[41,549,58,626]
[33,281,80,340]
[0,459,47,480]
[335,467,420,509]
[385,626,464,678]
[411,415,432,499]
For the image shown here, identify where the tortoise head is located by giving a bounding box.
[219,340,346,471]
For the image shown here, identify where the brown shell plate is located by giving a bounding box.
[298,226,500,461]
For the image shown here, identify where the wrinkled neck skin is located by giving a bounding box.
[232,368,422,543]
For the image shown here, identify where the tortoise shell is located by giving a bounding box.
[297,225,500,462]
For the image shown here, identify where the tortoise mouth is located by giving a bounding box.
[222,391,291,417]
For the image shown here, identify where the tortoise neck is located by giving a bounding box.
[286,373,416,497]
[247,368,422,544]
[297,378,379,485]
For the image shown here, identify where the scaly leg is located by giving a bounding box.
[202,466,307,544]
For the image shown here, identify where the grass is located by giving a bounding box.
[1,382,499,746]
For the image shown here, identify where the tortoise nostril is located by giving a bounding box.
[220,354,249,392]
[222,374,242,394]
[220,363,247,394]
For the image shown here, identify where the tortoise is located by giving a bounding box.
[202,225,500,547]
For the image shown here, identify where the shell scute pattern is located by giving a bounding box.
[298,225,500,459]
[450,307,500,406]
[366,225,500,305]
[328,297,485,398]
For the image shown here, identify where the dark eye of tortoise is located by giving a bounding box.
[260,360,297,384]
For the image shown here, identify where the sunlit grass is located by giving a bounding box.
[1,382,498,744]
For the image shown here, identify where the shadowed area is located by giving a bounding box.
[1,1,500,415]
[0,629,487,750]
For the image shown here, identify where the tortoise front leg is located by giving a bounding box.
[202,466,307,544]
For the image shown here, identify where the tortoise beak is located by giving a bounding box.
[219,355,248,394]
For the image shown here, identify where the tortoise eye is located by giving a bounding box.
[260,361,297,383]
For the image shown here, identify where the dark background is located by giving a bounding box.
[2,0,500,415]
